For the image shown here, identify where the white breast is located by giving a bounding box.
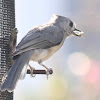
[30,38,66,62]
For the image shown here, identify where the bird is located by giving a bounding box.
[0,14,83,92]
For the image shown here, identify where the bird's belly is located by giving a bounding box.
[30,44,62,62]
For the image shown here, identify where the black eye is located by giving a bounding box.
[69,21,73,27]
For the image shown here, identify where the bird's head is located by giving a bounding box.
[51,14,84,37]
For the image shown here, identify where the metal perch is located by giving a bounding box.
[27,69,53,75]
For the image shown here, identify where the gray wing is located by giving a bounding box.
[14,25,64,56]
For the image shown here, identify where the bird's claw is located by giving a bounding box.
[30,69,36,77]
[46,68,53,79]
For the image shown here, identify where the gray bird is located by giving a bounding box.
[0,14,83,92]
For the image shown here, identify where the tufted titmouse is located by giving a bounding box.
[0,14,83,92]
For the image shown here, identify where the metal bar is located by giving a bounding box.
[27,69,53,75]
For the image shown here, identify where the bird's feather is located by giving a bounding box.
[0,50,34,92]
[13,25,64,56]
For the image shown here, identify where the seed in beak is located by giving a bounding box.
[73,28,84,37]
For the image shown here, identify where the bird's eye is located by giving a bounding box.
[69,21,73,27]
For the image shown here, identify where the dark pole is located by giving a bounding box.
[0,0,15,100]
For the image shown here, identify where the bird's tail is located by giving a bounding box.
[0,51,33,92]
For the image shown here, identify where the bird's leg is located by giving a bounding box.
[38,60,52,79]
[40,63,48,69]
[29,65,36,77]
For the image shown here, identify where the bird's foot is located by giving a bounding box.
[29,65,36,77]
[46,68,53,79]
[30,69,36,77]
[38,61,53,79]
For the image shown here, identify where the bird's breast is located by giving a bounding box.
[30,39,65,62]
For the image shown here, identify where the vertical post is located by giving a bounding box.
[0,0,15,100]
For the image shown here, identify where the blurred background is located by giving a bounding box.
[15,0,100,100]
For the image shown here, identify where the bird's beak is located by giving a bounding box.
[72,28,84,37]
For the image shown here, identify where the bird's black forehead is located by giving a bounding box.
[69,21,73,27]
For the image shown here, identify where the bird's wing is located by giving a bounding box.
[14,25,64,56]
